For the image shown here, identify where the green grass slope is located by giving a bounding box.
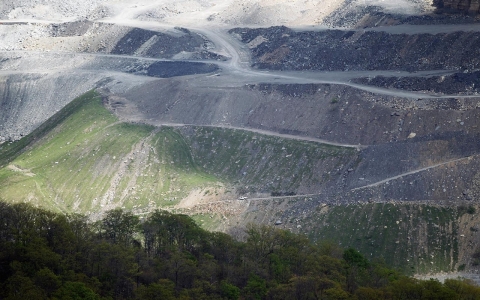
[0,90,99,168]
[0,91,218,215]
[302,203,466,275]
[235,199,474,274]
[181,126,357,195]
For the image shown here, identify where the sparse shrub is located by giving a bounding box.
[343,248,369,269]
[237,186,248,195]
[468,206,476,214]
[458,205,476,216]
[472,248,480,266]
[331,97,339,104]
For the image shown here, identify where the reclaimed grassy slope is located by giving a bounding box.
[303,203,462,275]
[181,126,356,194]
[231,198,478,274]
[0,91,218,214]
[190,213,224,231]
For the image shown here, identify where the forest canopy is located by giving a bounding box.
[0,201,479,300]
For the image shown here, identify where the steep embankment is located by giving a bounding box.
[112,78,480,202]
[0,24,221,142]
[114,79,427,146]
[180,126,356,195]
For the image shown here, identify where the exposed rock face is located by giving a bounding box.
[110,78,480,203]
[434,0,480,14]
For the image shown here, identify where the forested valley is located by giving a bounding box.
[1,201,480,299]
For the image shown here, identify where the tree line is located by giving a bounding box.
[0,201,479,299]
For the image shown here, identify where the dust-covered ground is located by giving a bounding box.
[0,0,433,27]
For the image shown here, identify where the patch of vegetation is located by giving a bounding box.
[468,206,476,214]
[181,126,356,194]
[190,213,223,231]
[303,203,459,275]
[472,247,480,266]
[458,205,476,216]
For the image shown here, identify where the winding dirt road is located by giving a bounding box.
[351,156,473,191]
[3,19,479,100]
[152,122,365,149]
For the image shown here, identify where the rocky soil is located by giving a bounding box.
[231,26,480,72]
[112,78,480,145]
[0,0,432,27]
[354,71,480,95]
[433,0,480,15]
[323,0,433,28]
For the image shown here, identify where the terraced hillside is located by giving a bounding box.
[0,91,359,218]
[3,89,480,277]
[3,0,480,278]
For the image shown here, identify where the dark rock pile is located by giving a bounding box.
[433,0,480,15]
[230,27,480,72]
[353,71,480,95]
